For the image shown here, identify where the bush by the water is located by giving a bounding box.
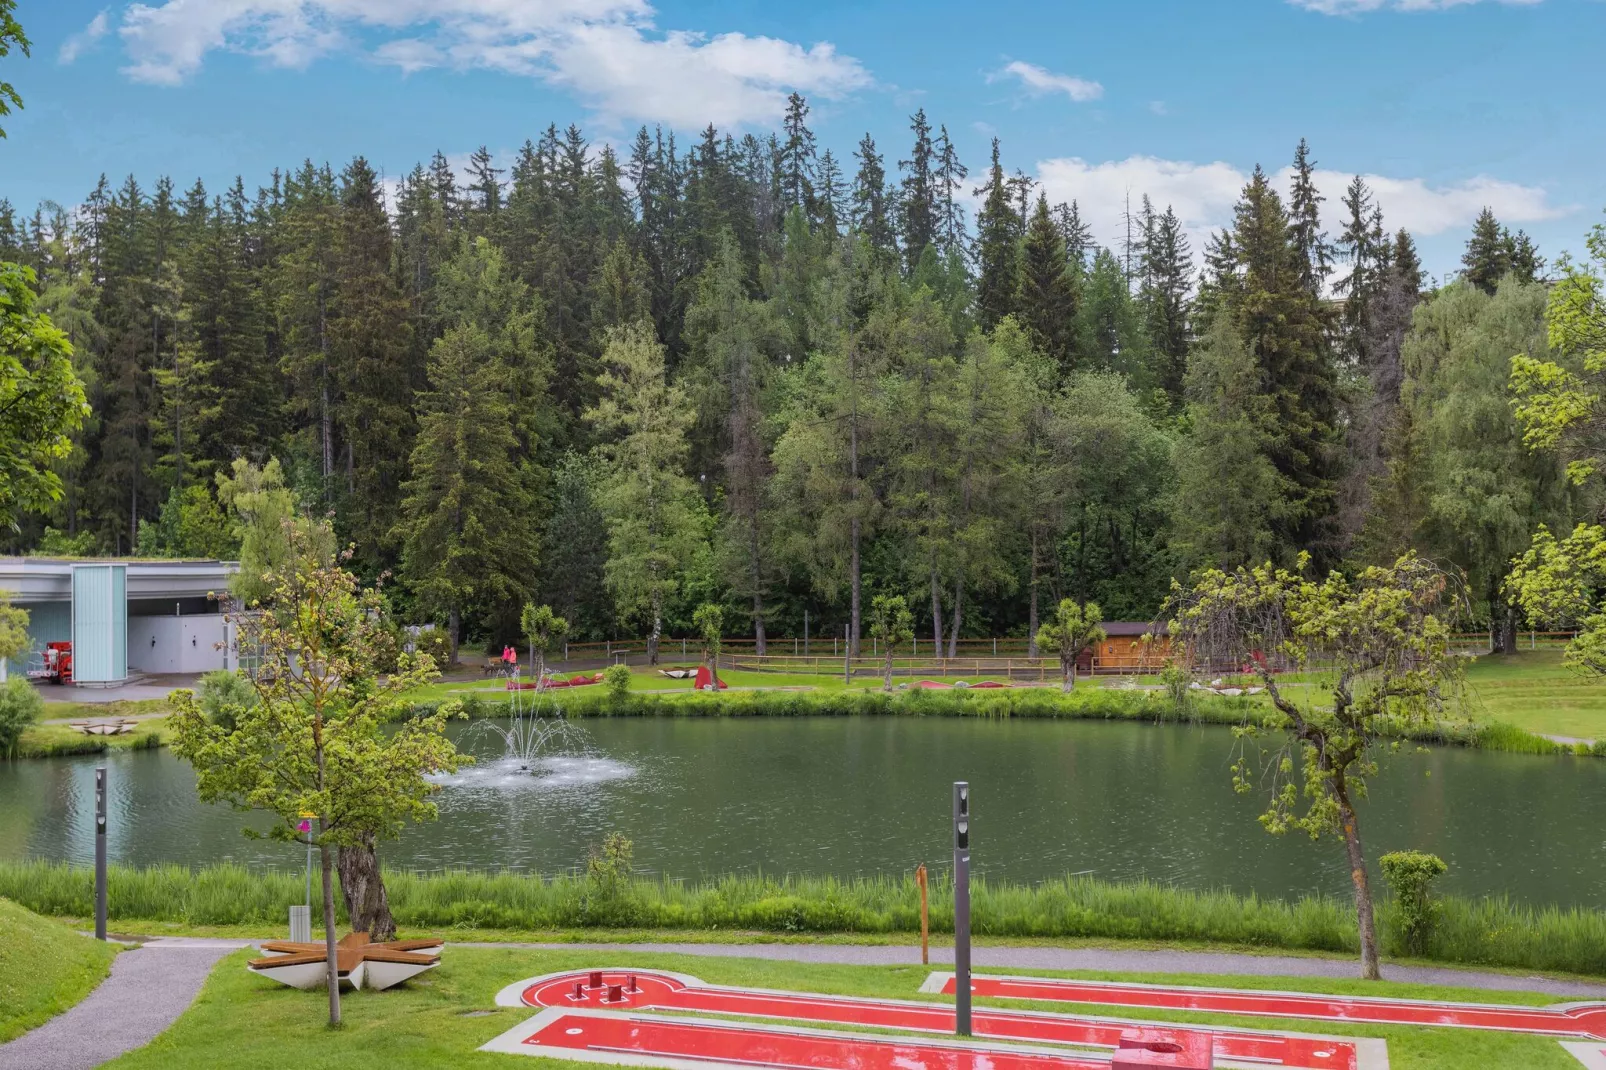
[0,677,44,759]
[4,860,1605,978]
[1380,850,1448,957]
[195,669,257,731]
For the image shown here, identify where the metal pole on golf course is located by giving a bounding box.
[953,780,971,1037]
[94,766,107,940]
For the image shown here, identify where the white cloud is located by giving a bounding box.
[1033,154,1564,265]
[59,11,111,64]
[1291,0,1542,13]
[989,60,1102,103]
[108,0,869,126]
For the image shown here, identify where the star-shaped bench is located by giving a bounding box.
[248,932,443,991]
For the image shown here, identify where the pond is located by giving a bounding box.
[0,716,1600,908]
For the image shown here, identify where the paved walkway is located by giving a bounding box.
[458,940,1606,999]
[5,935,1604,1069]
[0,939,237,1070]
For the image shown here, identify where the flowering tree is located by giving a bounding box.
[170,534,463,1024]
[1168,553,1461,980]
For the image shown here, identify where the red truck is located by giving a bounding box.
[26,641,73,684]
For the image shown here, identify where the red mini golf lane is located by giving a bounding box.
[482,1008,1124,1070]
[929,972,1606,1041]
[493,969,1371,1070]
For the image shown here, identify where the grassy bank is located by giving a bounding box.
[6,861,1606,978]
[103,947,1574,1070]
[406,681,1603,758]
[16,717,170,759]
[0,897,117,1043]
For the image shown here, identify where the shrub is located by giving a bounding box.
[412,627,452,669]
[603,663,632,697]
[195,669,256,731]
[1380,849,1448,956]
[0,676,44,759]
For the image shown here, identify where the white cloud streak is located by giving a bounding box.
[1291,0,1542,14]
[989,60,1103,103]
[107,0,870,126]
[60,11,111,64]
[1033,154,1564,265]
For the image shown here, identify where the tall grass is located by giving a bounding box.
[4,861,1604,977]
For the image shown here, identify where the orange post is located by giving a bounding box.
[915,864,929,965]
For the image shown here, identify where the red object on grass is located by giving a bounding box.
[968,681,1009,689]
[502,969,1358,1070]
[913,680,952,689]
[691,666,728,690]
[943,972,1606,1041]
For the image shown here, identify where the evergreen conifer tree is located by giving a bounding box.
[1288,138,1332,298]
[973,139,1021,331]
[1017,194,1078,373]
[1461,207,1509,293]
[898,109,938,274]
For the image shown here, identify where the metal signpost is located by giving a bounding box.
[952,780,971,1036]
[94,766,107,940]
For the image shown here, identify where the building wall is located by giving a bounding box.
[128,614,229,675]
[71,564,128,684]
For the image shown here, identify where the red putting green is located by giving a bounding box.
[486,968,1382,1070]
[930,972,1606,1041]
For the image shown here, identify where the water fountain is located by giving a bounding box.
[432,677,636,791]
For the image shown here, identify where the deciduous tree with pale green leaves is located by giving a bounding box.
[692,602,723,686]
[868,594,912,692]
[520,602,569,685]
[1167,553,1462,981]
[169,535,463,1025]
[1035,598,1105,692]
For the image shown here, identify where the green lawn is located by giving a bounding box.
[17,716,171,758]
[0,897,117,1042]
[106,946,1574,1069]
[1462,649,1606,740]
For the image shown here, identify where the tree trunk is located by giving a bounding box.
[447,606,460,668]
[883,649,893,692]
[1062,653,1075,693]
[1337,784,1382,980]
[1027,534,1040,660]
[929,569,944,661]
[534,647,545,688]
[338,834,395,941]
[648,588,662,666]
[849,517,862,658]
[319,839,341,1026]
[752,590,766,657]
[947,577,964,659]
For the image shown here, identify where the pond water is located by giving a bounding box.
[1,716,1601,908]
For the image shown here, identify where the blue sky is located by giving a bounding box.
[4,0,1600,280]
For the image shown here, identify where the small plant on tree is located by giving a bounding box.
[868,595,913,691]
[1379,850,1448,958]
[1035,599,1106,692]
[520,603,570,688]
[693,602,723,687]
[1167,552,1462,980]
[169,531,464,1026]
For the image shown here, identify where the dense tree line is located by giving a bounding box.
[0,97,1576,656]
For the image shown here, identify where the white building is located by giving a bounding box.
[1,558,240,685]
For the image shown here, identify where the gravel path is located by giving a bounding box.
[455,940,1606,999]
[0,940,238,1070]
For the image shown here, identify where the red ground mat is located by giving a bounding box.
[927,971,1606,1040]
[493,968,1379,1070]
[482,1007,1126,1070]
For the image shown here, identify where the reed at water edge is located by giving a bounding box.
[3,860,1605,978]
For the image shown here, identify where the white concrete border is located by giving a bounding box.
[490,968,1389,1070]
[1562,1041,1606,1069]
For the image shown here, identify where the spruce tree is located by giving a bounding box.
[1287,138,1332,298]
[815,148,846,236]
[1017,194,1078,373]
[850,134,896,266]
[1461,207,1509,293]
[779,93,817,218]
[933,125,968,257]
[397,323,537,666]
[330,156,414,564]
[1334,175,1382,364]
[1504,229,1544,284]
[973,139,1021,331]
[1141,205,1192,405]
[898,108,937,274]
